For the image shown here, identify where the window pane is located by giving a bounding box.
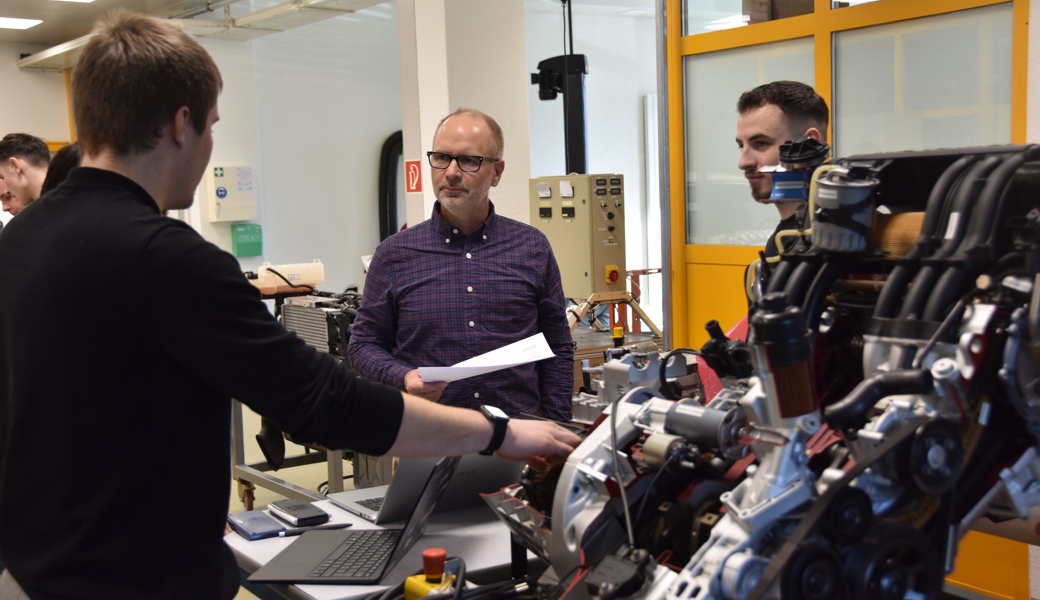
[684,39,813,245]
[834,4,1012,157]
[686,0,812,36]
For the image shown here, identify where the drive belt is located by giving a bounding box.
[745,414,930,600]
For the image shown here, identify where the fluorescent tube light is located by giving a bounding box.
[51,0,96,3]
[0,17,42,30]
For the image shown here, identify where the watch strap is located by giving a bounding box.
[479,406,509,456]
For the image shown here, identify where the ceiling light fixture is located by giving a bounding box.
[0,17,42,30]
[51,0,96,3]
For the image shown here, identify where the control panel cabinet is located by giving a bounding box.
[529,174,626,299]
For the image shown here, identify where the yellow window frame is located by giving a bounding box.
[667,0,1027,348]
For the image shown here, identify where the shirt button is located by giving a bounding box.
[469,320,475,327]
[473,392,480,399]
[482,235,487,240]
[453,228,459,234]
[467,286,473,292]
[444,238,450,244]
[465,252,472,259]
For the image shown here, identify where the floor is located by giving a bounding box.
[230,405,357,600]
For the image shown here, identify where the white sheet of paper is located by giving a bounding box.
[418,333,554,383]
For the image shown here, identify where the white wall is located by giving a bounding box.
[525,8,660,312]
[526,8,657,217]
[250,2,401,293]
[194,35,265,275]
[0,41,69,229]
[408,0,532,225]
[0,3,655,301]
[0,42,70,141]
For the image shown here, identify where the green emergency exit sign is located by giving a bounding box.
[231,222,262,257]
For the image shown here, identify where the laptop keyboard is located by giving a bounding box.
[310,529,400,578]
[357,496,385,511]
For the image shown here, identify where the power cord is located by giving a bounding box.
[265,267,315,292]
[609,397,636,550]
[632,454,676,526]
[657,348,701,400]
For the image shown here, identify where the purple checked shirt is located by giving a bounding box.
[348,202,574,422]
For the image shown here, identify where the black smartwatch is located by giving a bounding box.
[479,405,510,456]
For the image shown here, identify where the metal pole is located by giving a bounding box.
[655,0,673,350]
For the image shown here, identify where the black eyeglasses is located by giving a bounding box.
[426,152,500,173]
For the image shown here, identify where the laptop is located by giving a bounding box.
[327,454,524,524]
[248,456,460,585]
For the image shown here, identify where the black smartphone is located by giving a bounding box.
[227,510,286,541]
[267,499,330,527]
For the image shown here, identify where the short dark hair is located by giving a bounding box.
[0,133,51,168]
[40,142,81,196]
[737,80,829,139]
[72,9,222,157]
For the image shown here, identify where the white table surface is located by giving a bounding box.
[226,500,531,600]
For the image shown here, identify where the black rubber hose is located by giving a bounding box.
[781,259,820,308]
[802,258,843,334]
[923,153,1025,321]
[378,130,403,241]
[873,154,979,319]
[764,258,795,297]
[923,269,972,323]
[956,152,1026,257]
[824,369,934,430]
[899,155,1004,320]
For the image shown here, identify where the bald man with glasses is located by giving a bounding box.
[349,108,575,423]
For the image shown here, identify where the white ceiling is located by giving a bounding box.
[0,0,220,46]
[0,0,657,49]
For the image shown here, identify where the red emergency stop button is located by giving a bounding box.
[606,265,620,283]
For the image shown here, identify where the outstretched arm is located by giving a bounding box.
[388,393,581,462]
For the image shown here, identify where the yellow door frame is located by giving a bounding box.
[668,0,1026,349]
[665,1,1029,595]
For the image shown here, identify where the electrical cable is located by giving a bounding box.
[633,453,675,526]
[537,563,590,600]
[910,292,974,370]
[451,556,466,600]
[316,475,353,496]
[560,1,566,54]
[657,348,700,399]
[566,0,574,57]
[265,267,315,291]
[609,396,636,549]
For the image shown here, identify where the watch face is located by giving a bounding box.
[484,405,508,420]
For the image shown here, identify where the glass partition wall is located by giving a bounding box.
[671,0,1021,350]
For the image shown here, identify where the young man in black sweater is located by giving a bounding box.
[0,10,579,600]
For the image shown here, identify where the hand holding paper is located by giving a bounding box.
[418,333,555,383]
